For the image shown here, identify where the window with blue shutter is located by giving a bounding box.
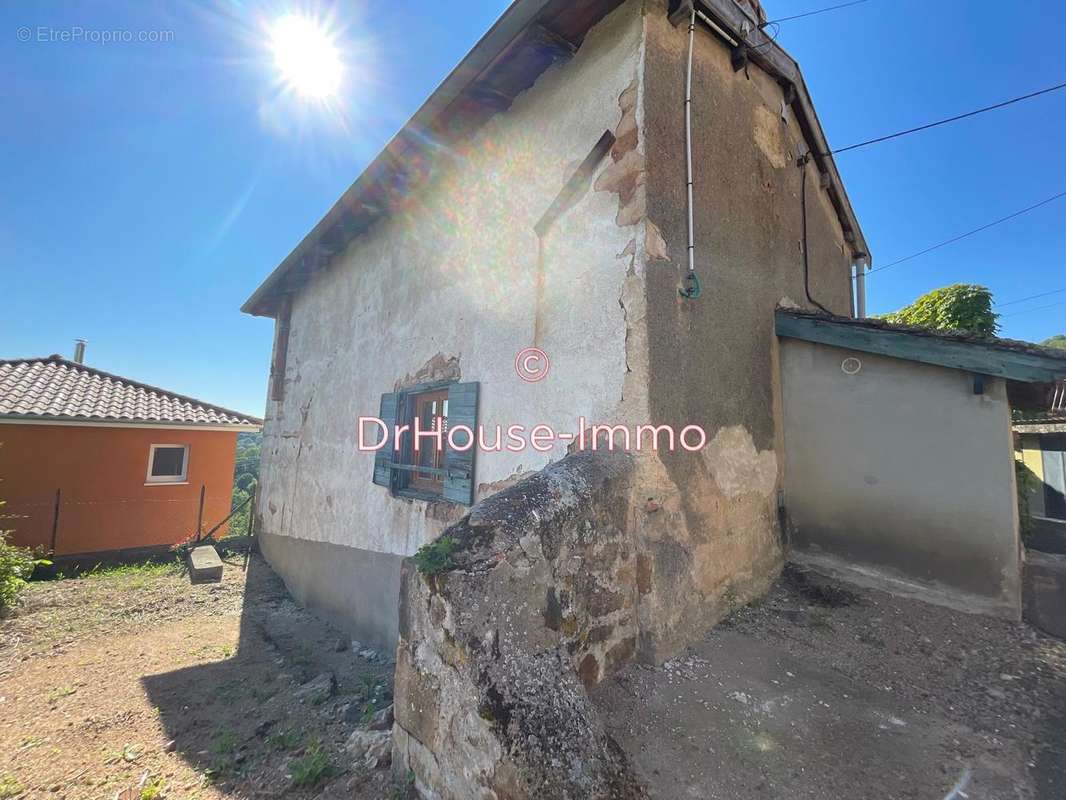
[372,392,400,489]
[443,382,479,505]
[371,381,479,506]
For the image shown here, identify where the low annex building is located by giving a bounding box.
[776,309,1066,618]
[0,352,261,557]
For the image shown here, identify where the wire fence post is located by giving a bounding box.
[50,488,61,553]
[244,483,258,572]
[195,484,206,542]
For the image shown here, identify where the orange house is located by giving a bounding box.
[0,355,262,556]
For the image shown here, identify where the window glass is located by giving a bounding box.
[409,389,448,494]
[149,446,187,481]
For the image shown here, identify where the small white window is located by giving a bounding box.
[146,444,189,484]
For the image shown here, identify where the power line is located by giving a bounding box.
[995,287,1066,308]
[832,81,1066,155]
[866,190,1066,277]
[1001,299,1066,319]
[761,0,874,26]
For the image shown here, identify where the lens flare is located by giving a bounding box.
[270,14,342,99]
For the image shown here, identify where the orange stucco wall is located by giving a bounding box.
[0,423,239,555]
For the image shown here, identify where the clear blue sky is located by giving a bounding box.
[3,0,1064,416]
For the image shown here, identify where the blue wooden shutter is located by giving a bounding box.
[443,382,479,505]
[373,392,400,489]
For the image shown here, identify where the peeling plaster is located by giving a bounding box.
[395,353,462,392]
[701,425,778,500]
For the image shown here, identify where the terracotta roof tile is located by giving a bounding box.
[0,357,262,427]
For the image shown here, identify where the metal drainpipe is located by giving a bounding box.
[853,257,868,318]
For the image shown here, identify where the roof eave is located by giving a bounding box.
[692,0,869,264]
[0,414,262,431]
[242,0,871,319]
[240,0,560,318]
[775,310,1066,384]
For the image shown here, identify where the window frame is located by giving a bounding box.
[393,381,455,503]
[145,443,190,485]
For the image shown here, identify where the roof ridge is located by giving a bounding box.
[0,356,263,425]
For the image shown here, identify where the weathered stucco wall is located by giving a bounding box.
[256,2,654,645]
[780,338,1022,617]
[617,2,856,659]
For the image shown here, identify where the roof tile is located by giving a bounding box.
[0,357,262,427]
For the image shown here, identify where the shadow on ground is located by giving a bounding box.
[141,553,401,798]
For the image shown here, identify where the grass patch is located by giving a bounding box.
[289,739,335,787]
[267,728,303,752]
[139,776,165,800]
[83,560,182,587]
[211,728,238,756]
[413,536,459,577]
[0,774,24,799]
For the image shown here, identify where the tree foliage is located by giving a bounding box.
[881,284,999,337]
[229,432,261,537]
[1042,335,1066,351]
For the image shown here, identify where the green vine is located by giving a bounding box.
[880,284,999,337]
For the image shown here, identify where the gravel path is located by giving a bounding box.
[595,565,1066,800]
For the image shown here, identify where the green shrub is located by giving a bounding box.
[412,535,459,576]
[880,284,999,337]
[0,523,49,612]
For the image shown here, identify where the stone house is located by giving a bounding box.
[243,0,883,793]
[243,0,868,654]
[241,2,1066,794]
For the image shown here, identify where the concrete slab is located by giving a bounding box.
[188,545,223,584]
[595,566,1066,800]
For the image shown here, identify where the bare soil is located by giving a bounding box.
[0,553,406,800]
[596,564,1066,800]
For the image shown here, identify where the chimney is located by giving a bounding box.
[73,339,87,364]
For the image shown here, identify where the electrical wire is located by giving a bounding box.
[832,81,1066,155]
[799,155,833,314]
[995,287,1066,308]
[761,0,874,26]
[1001,299,1066,318]
[866,190,1066,277]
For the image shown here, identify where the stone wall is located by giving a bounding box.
[392,449,649,799]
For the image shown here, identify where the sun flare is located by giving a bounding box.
[270,14,342,99]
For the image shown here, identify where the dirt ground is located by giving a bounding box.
[595,565,1066,800]
[0,553,406,800]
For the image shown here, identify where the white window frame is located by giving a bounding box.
[145,444,189,485]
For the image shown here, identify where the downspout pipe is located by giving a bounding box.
[853,256,869,318]
[679,5,702,299]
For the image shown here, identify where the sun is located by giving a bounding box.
[270,14,342,99]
